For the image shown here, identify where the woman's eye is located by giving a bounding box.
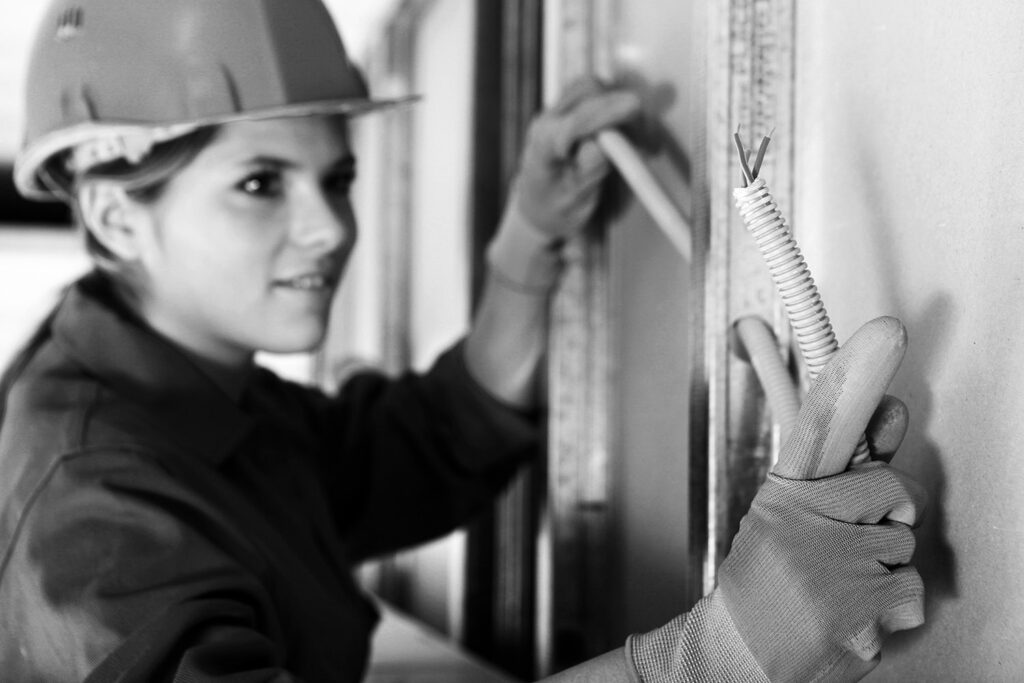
[237,171,282,197]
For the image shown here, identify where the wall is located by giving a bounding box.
[327,0,478,640]
[0,2,46,158]
[0,229,88,369]
[795,2,1024,678]
[605,0,705,638]
[399,0,476,638]
[407,0,475,371]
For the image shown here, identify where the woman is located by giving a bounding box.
[2,0,928,681]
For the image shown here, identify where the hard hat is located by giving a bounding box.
[15,0,416,201]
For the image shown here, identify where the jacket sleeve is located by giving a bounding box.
[0,448,302,683]
[292,340,541,562]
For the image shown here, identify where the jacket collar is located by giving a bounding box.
[51,272,254,465]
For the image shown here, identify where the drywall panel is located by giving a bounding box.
[606,0,703,639]
[0,228,87,367]
[0,2,47,158]
[400,0,477,637]
[408,0,475,371]
[795,2,1024,679]
[328,0,477,641]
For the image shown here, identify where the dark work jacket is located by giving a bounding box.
[0,273,537,682]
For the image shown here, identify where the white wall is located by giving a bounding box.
[329,0,478,639]
[322,0,402,62]
[796,2,1024,678]
[0,2,47,158]
[607,0,702,638]
[0,229,89,369]
[407,0,475,371]
[396,0,477,638]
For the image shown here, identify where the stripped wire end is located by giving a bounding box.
[733,126,774,185]
[751,127,774,180]
[733,125,755,186]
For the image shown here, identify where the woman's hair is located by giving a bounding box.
[0,126,219,431]
[71,126,221,269]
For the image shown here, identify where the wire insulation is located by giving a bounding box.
[732,134,870,464]
[734,316,800,448]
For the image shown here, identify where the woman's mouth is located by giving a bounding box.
[274,274,334,291]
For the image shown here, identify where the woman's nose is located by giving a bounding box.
[290,188,352,252]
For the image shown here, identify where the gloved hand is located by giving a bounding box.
[487,77,641,293]
[630,316,927,682]
[512,77,641,241]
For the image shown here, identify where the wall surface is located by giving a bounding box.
[795,2,1024,679]
[601,0,1024,675]
[606,0,704,639]
[381,0,477,638]
[0,229,87,368]
[0,1,46,158]
[408,0,475,372]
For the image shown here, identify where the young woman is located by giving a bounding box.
[1,0,928,681]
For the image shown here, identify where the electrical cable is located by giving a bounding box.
[732,131,870,464]
[733,316,800,447]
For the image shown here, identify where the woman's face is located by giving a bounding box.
[130,116,357,366]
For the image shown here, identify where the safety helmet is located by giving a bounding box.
[15,0,415,201]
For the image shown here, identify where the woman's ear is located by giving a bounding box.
[77,181,148,261]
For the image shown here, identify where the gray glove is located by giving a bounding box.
[487,77,641,293]
[630,316,927,682]
[511,77,640,241]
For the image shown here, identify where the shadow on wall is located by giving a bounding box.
[853,149,959,651]
[614,68,692,192]
[887,293,959,653]
[0,163,72,225]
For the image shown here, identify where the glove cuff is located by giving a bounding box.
[627,588,767,683]
[486,201,563,295]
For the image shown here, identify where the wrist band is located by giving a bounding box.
[487,263,559,296]
[486,203,563,293]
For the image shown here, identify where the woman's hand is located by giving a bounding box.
[511,76,642,244]
[467,78,640,408]
[628,317,928,683]
[486,78,642,296]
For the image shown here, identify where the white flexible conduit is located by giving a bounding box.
[733,316,800,445]
[732,164,870,464]
[732,177,838,380]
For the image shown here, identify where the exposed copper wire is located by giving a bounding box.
[733,125,754,186]
[750,126,775,180]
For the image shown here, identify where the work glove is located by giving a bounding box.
[629,316,927,682]
[487,77,641,293]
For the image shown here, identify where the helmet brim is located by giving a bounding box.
[15,94,420,202]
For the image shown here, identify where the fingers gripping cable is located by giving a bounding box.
[629,129,926,681]
[629,318,926,682]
